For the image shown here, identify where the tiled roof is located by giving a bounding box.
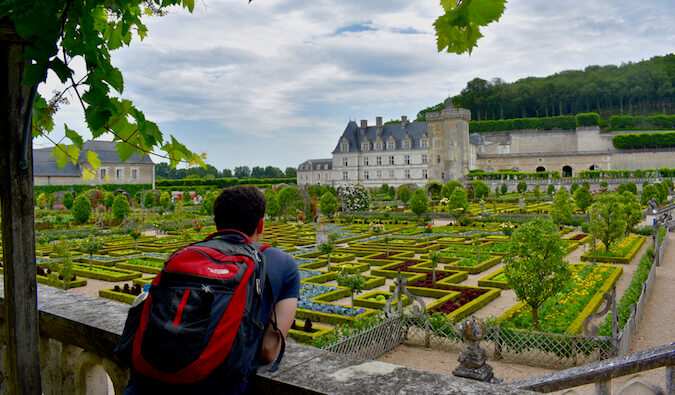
[332,121,428,154]
[298,158,332,171]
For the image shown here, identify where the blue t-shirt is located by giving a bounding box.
[124,237,300,395]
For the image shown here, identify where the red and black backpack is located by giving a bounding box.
[114,229,284,388]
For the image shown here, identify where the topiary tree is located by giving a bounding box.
[397,185,411,207]
[112,194,130,222]
[429,249,441,284]
[36,192,48,209]
[409,189,429,219]
[82,238,104,269]
[501,183,508,195]
[336,268,366,308]
[619,191,642,232]
[533,184,542,202]
[71,195,91,224]
[471,180,489,200]
[441,180,462,199]
[503,218,571,330]
[550,188,572,226]
[570,182,579,194]
[103,191,115,209]
[277,186,303,219]
[546,184,555,197]
[159,192,171,214]
[517,181,527,193]
[318,240,335,270]
[641,184,659,205]
[319,191,338,220]
[62,192,74,210]
[573,186,593,213]
[589,193,627,254]
[426,181,443,200]
[143,191,155,209]
[448,188,468,219]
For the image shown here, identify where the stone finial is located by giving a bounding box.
[452,317,502,384]
[445,97,454,109]
[401,116,407,129]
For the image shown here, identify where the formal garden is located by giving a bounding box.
[0,177,671,368]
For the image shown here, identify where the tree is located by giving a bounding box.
[573,187,593,213]
[533,184,542,202]
[546,184,556,196]
[619,191,642,232]
[570,182,579,194]
[234,166,251,178]
[82,238,104,269]
[472,180,489,199]
[503,218,571,330]
[441,180,462,199]
[641,184,659,205]
[397,186,411,206]
[143,191,155,209]
[284,167,297,178]
[159,192,171,213]
[426,181,442,199]
[550,189,572,226]
[62,192,74,210]
[409,189,429,219]
[103,191,115,209]
[264,188,281,221]
[319,192,338,220]
[336,268,366,308]
[201,191,217,216]
[448,188,469,218]
[36,192,48,209]
[517,181,528,193]
[318,240,335,270]
[589,193,627,254]
[71,195,91,224]
[112,194,130,222]
[222,168,233,178]
[251,166,265,178]
[277,186,302,219]
[501,183,508,195]
[429,250,441,285]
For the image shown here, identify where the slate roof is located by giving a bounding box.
[34,140,154,177]
[332,121,429,154]
[298,158,332,171]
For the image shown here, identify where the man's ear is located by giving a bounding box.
[256,218,264,235]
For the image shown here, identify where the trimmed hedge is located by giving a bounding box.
[609,114,675,130]
[99,288,137,304]
[613,131,675,149]
[156,177,296,188]
[581,235,645,264]
[70,264,142,281]
[35,184,151,199]
[567,266,623,334]
[469,116,576,133]
[287,323,333,344]
[575,113,600,127]
[36,274,87,289]
[477,268,509,289]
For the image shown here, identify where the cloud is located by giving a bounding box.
[37,0,675,170]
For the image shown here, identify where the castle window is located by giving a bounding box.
[405,155,410,165]
[389,170,394,179]
[375,142,383,151]
[437,155,441,164]
[340,141,349,152]
[342,158,348,167]
[100,168,106,180]
[364,171,369,180]
[342,171,348,180]
[423,169,428,179]
[132,169,137,180]
[405,169,410,179]
[376,156,382,165]
[389,156,395,165]
[420,138,428,148]
[422,154,428,164]
[377,170,382,178]
[362,142,369,151]
[387,141,395,150]
[116,168,123,179]
[364,157,369,166]
[403,140,411,149]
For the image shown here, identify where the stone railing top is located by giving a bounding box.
[508,343,675,393]
[0,278,533,394]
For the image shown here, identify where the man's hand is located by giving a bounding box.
[260,297,297,363]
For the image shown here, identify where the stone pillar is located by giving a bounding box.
[452,318,501,384]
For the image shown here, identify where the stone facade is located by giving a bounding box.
[300,100,674,188]
[34,140,155,188]
[297,158,333,186]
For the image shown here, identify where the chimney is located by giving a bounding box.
[376,116,383,137]
[401,115,407,129]
[360,119,367,135]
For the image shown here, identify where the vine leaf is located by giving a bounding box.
[435,0,507,55]
[51,144,80,168]
[64,124,84,148]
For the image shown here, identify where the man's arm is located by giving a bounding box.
[260,297,297,364]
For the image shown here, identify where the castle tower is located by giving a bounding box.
[424,98,471,182]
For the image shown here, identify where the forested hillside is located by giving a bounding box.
[417,54,675,121]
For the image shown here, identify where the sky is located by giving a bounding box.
[35,0,675,173]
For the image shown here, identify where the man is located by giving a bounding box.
[124,185,299,394]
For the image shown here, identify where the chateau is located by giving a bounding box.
[298,99,674,188]
[34,140,155,188]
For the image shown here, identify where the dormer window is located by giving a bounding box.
[403,139,411,149]
[375,142,383,151]
[361,142,370,151]
[386,140,395,150]
[420,138,428,148]
[340,140,349,152]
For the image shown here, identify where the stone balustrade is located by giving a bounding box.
[0,281,530,394]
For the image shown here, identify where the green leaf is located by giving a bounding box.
[85,150,102,169]
[31,94,54,135]
[48,58,73,83]
[64,124,84,148]
[24,62,49,86]
[50,144,79,168]
[467,0,506,25]
[183,0,195,12]
[115,141,137,163]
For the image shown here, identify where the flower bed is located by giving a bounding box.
[401,282,500,322]
[566,233,591,243]
[435,252,502,274]
[354,291,411,309]
[370,260,467,284]
[498,264,622,334]
[69,264,142,281]
[581,235,646,264]
[477,268,510,289]
[443,241,510,256]
[115,257,165,274]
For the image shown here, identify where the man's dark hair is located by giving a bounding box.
[213,186,266,235]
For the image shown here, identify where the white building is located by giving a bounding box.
[297,158,333,186]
